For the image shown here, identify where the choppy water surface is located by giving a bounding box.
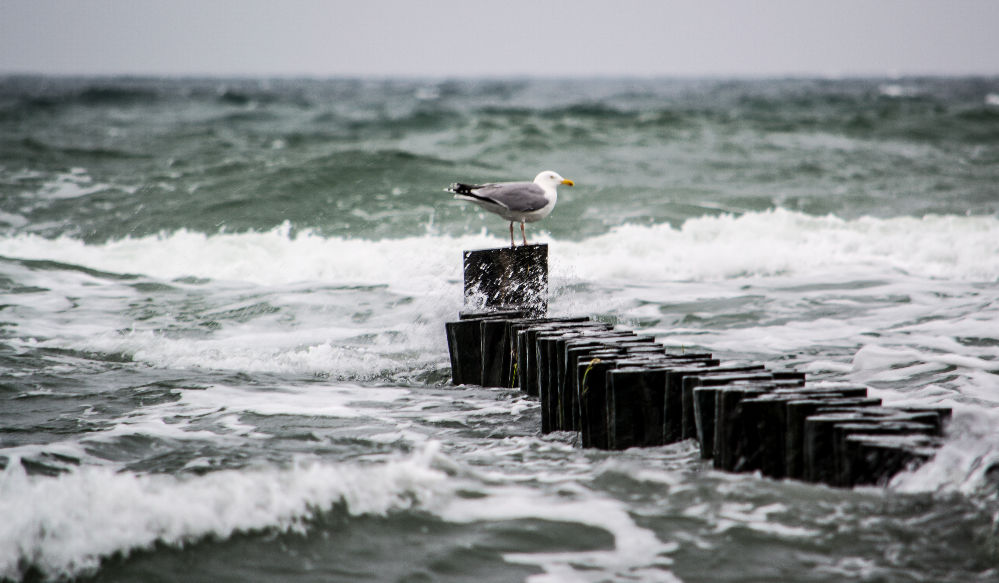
[1,76,999,582]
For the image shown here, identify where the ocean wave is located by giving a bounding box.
[553,209,999,283]
[0,209,996,285]
[441,482,681,582]
[479,102,634,119]
[74,85,162,105]
[13,138,150,161]
[0,444,451,581]
[1,210,995,386]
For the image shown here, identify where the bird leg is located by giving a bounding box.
[509,221,515,248]
[520,221,528,246]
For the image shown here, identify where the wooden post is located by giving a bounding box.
[689,372,777,458]
[713,384,772,470]
[843,434,938,486]
[445,319,484,386]
[579,356,621,448]
[833,420,936,487]
[607,367,669,449]
[464,244,548,317]
[672,365,766,440]
[786,398,882,480]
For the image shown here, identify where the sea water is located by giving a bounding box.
[1,76,998,582]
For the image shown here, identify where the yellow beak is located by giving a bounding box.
[561,179,575,186]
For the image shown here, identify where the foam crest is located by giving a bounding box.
[891,408,999,496]
[853,344,998,375]
[553,209,999,283]
[0,210,996,287]
[0,222,487,288]
[0,444,450,581]
[441,483,680,583]
[74,329,438,380]
[2,210,996,382]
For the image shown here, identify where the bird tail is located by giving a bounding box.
[445,182,481,195]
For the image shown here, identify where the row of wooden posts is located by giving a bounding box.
[446,311,949,487]
[448,244,949,488]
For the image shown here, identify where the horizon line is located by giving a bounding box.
[3,70,999,81]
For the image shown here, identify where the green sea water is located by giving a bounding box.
[1,76,998,583]
[2,76,997,243]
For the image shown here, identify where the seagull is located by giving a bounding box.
[447,171,574,247]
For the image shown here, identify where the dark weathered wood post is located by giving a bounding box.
[464,244,548,317]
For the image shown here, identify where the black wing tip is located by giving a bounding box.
[446,182,476,195]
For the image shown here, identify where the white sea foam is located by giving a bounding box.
[0,221,475,287]
[551,210,999,284]
[72,328,437,379]
[878,84,921,98]
[0,210,28,228]
[77,384,380,445]
[441,482,681,583]
[33,168,109,200]
[0,210,996,286]
[682,501,820,539]
[178,383,409,418]
[0,444,451,581]
[1,209,996,392]
[890,407,999,496]
[1,429,681,582]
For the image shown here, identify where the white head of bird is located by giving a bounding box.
[534,171,574,192]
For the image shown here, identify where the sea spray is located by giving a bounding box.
[0,443,452,581]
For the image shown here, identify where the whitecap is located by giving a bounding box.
[878,84,921,98]
[441,483,681,583]
[0,444,450,581]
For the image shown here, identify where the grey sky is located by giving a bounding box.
[2,0,997,77]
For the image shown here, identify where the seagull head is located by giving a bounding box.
[534,170,574,189]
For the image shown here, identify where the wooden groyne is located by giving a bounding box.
[445,246,950,488]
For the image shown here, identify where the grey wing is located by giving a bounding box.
[475,182,548,212]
